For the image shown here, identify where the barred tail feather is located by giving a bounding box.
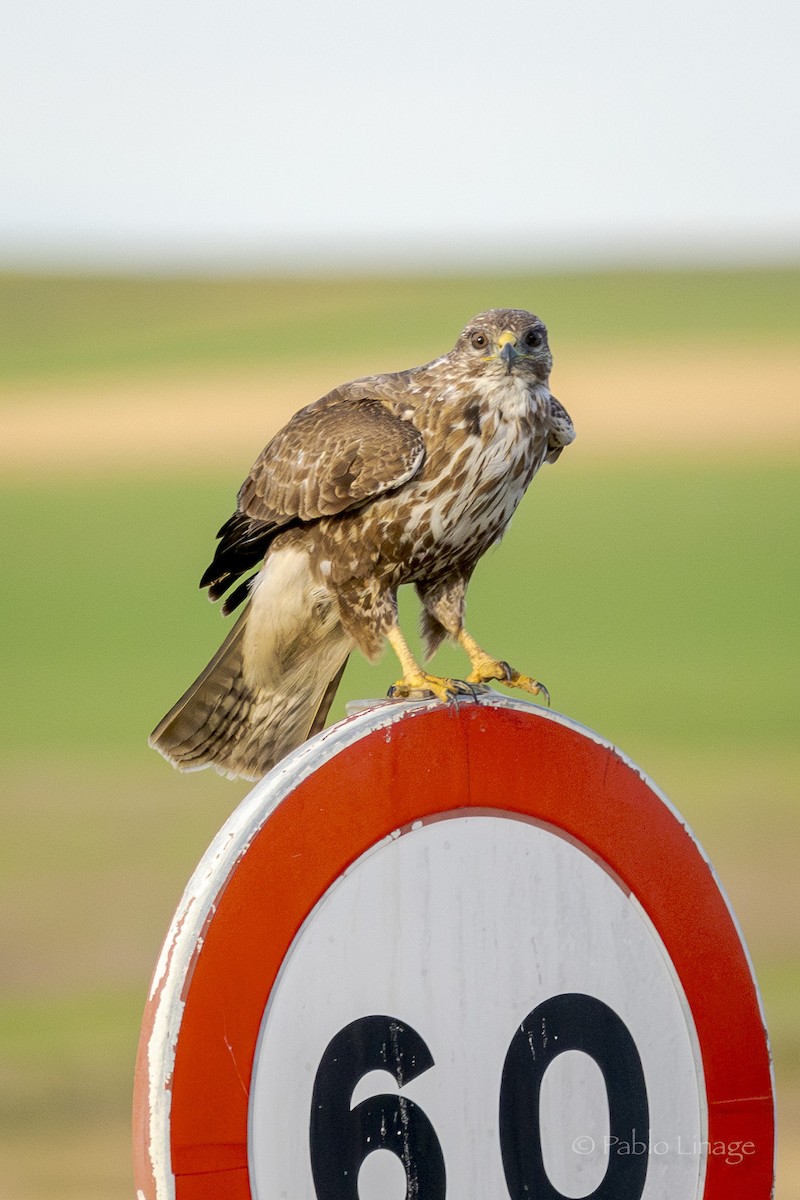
[149,547,353,781]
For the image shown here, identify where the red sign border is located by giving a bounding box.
[134,700,774,1199]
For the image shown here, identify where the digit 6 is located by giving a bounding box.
[310,1014,446,1199]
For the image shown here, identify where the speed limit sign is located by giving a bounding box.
[133,695,774,1200]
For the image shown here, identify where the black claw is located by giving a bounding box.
[498,660,513,682]
[537,682,551,707]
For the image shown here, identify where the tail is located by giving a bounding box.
[149,546,353,781]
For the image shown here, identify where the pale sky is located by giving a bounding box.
[2,0,799,270]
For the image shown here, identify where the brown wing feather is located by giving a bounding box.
[545,394,576,463]
[239,395,424,522]
[201,390,424,606]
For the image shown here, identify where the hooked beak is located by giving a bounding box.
[499,341,518,369]
[496,331,519,372]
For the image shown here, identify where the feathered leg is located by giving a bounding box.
[417,575,550,705]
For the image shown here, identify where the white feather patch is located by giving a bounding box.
[244,547,341,691]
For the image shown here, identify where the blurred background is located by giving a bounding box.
[1,1,798,1197]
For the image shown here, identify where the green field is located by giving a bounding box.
[3,457,798,763]
[2,265,799,383]
[1,267,798,1198]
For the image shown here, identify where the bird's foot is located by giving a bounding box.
[388,672,478,703]
[466,657,550,707]
[508,671,551,707]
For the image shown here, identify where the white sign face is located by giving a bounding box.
[248,813,706,1200]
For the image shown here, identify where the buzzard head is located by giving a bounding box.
[454,308,552,383]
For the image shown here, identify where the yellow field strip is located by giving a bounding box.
[2,343,799,475]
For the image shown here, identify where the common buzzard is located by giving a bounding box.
[150,308,575,780]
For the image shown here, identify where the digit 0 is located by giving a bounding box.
[499,992,650,1200]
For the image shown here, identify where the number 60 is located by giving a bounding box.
[309,992,650,1199]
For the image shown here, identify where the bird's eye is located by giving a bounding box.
[470,331,488,351]
[523,327,544,349]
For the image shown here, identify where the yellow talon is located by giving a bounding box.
[506,671,551,707]
[384,624,547,707]
[465,655,513,685]
[459,632,550,705]
[388,671,464,703]
[386,626,465,703]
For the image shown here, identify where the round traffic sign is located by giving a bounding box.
[133,696,774,1200]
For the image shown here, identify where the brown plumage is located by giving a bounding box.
[149,308,575,780]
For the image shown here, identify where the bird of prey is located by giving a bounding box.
[150,308,575,781]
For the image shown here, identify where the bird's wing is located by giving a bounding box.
[201,391,425,606]
[545,394,576,463]
[239,392,424,522]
